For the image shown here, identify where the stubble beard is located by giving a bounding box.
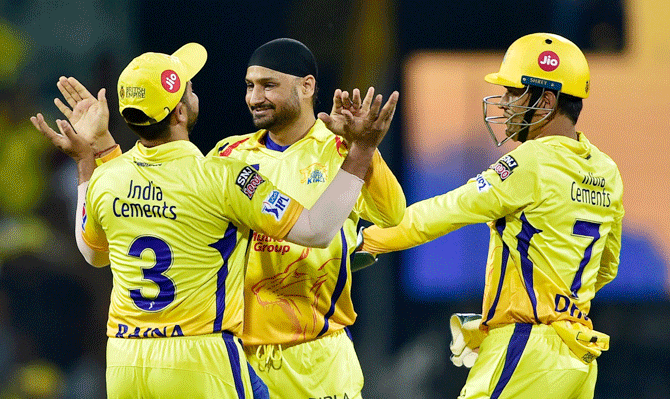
[251,89,301,131]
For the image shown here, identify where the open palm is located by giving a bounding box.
[54,77,111,149]
[319,87,398,148]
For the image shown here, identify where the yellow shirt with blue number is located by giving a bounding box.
[363,133,624,330]
[208,119,406,345]
[82,140,302,338]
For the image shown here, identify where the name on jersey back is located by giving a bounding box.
[571,172,611,207]
[112,180,178,219]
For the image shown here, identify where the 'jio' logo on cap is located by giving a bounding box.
[161,70,181,93]
[538,51,560,72]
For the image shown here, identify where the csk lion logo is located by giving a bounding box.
[300,163,328,185]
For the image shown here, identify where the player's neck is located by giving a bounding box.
[267,113,316,146]
[140,126,190,148]
[531,115,577,141]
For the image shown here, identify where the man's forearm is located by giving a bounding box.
[77,156,96,184]
[340,142,375,180]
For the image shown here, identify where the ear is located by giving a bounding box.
[541,90,558,109]
[301,75,316,99]
[171,102,188,125]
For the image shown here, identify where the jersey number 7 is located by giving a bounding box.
[570,220,602,299]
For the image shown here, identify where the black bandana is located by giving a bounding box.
[247,38,318,79]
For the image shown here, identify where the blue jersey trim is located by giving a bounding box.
[264,134,291,152]
[517,213,542,323]
[223,331,246,398]
[484,218,508,326]
[491,323,532,399]
[248,362,269,399]
[317,228,348,337]
[210,223,239,332]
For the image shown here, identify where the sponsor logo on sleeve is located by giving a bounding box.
[262,190,291,221]
[236,166,265,199]
[475,174,492,192]
[489,155,519,181]
[81,201,87,232]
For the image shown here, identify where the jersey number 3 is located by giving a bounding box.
[128,236,175,312]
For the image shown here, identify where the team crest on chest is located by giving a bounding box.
[300,163,328,185]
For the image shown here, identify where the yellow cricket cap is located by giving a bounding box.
[117,43,207,125]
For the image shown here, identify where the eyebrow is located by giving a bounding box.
[245,76,280,83]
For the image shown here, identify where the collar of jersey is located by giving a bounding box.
[536,131,592,158]
[131,140,204,163]
[244,119,334,151]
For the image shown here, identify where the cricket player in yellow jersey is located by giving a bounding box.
[207,38,405,399]
[361,33,624,399]
[31,42,399,399]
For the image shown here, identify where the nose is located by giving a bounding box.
[248,85,265,106]
[499,92,512,108]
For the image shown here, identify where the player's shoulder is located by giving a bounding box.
[495,141,537,168]
[209,131,261,158]
[89,150,133,181]
[485,142,539,183]
[201,152,249,170]
[310,119,338,142]
[308,119,349,157]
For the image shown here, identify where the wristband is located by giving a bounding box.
[95,145,122,166]
[94,144,119,157]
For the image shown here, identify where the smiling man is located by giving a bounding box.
[209,38,405,399]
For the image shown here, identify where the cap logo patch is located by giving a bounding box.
[124,86,145,99]
[161,70,181,93]
[119,86,125,99]
[538,51,559,72]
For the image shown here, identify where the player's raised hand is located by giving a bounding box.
[318,87,399,149]
[30,113,93,162]
[54,77,116,153]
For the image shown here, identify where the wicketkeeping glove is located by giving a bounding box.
[449,313,486,368]
[350,227,377,272]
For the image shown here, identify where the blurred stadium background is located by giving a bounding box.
[0,0,668,397]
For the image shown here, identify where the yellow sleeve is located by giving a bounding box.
[595,213,623,292]
[363,147,538,255]
[95,145,122,166]
[81,178,109,251]
[214,160,304,240]
[356,149,406,227]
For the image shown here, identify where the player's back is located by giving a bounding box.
[483,133,624,329]
[85,141,266,339]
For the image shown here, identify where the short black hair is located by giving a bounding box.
[122,108,173,141]
[529,87,583,125]
[556,93,583,124]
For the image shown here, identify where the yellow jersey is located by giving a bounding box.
[209,119,405,345]
[82,140,302,338]
[363,133,624,330]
